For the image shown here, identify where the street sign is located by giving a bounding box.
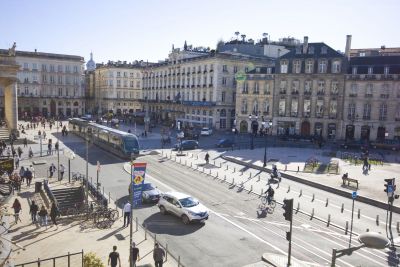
[352,191,358,199]
[131,163,147,207]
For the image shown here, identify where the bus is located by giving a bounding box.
[68,118,140,159]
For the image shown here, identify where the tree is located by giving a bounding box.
[83,252,105,267]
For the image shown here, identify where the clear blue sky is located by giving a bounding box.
[1,0,399,64]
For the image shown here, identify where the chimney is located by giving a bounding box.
[302,36,308,54]
[345,35,352,59]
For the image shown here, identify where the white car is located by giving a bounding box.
[158,192,209,224]
[200,127,213,136]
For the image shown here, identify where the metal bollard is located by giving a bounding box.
[311,208,314,219]
[190,162,192,167]
[136,217,138,232]
[297,166,299,172]
[145,225,147,240]
[250,185,253,191]
[178,256,181,267]
[287,186,290,193]
[108,192,111,203]
[224,175,226,181]
[209,169,212,175]
[240,181,244,188]
[397,222,400,233]
[311,194,315,202]
[257,176,260,182]
[220,162,222,168]
[285,165,287,171]
[358,209,360,219]
[341,203,344,213]
[376,215,379,225]
[327,214,331,227]
[155,234,157,244]
[296,202,300,212]
[299,189,302,197]
[234,167,236,172]
[261,188,264,195]
[166,244,168,261]
[232,178,235,185]
[196,155,198,160]
[325,198,329,207]
[213,160,215,165]
[216,172,218,178]
[226,165,228,170]
[248,173,251,179]
[345,221,348,235]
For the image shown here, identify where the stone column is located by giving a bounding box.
[4,82,18,132]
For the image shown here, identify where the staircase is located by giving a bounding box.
[51,187,84,215]
[0,127,8,141]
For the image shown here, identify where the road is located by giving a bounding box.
[60,134,399,267]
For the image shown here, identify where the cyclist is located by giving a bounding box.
[266,185,275,205]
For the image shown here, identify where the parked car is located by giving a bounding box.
[174,140,199,151]
[216,139,235,148]
[158,192,209,224]
[340,140,369,150]
[200,127,213,136]
[370,139,400,151]
[128,182,161,203]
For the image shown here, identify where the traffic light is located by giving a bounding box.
[283,199,293,222]
[384,178,395,194]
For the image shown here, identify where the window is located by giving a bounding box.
[348,103,356,119]
[130,81,134,88]
[305,60,313,73]
[316,100,324,117]
[304,80,312,94]
[32,63,38,70]
[42,64,47,71]
[363,103,371,120]
[23,63,29,69]
[243,82,249,93]
[117,80,121,87]
[241,100,248,114]
[264,100,270,114]
[65,65,70,73]
[379,103,387,120]
[222,65,228,72]
[57,76,63,85]
[222,77,227,86]
[366,84,373,97]
[368,67,373,75]
[58,65,63,72]
[292,80,299,94]
[291,99,298,117]
[58,87,63,96]
[331,81,339,95]
[352,67,357,75]
[332,60,341,73]
[233,66,238,73]
[321,46,328,54]
[221,92,226,102]
[279,99,286,116]
[252,100,258,115]
[254,82,259,94]
[264,83,270,95]
[350,84,357,96]
[279,80,287,93]
[317,80,325,95]
[330,101,337,118]
[280,61,288,73]
[318,60,327,73]
[123,80,128,87]
[50,65,55,72]
[74,66,78,73]
[117,72,121,77]
[293,60,301,73]
[304,99,311,117]
[308,46,314,54]
[384,67,390,75]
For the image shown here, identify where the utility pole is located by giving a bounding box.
[349,191,357,248]
[57,119,60,181]
[129,163,133,267]
[384,178,398,245]
[85,129,90,206]
[283,199,294,266]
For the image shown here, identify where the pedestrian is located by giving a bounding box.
[108,245,121,267]
[49,163,56,178]
[123,202,131,227]
[19,166,25,184]
[11,146,16,158]
[29,147,33,158]
[11,198,22,224]
[23,137,28,148]
[43,131,46,140]
[25,167,33,187]
[30,200,39,223]
[17,147,23,158]
[153,243,165,267]
[129,242,140,267]
[59,164,65,180]
[47,143,52,155]
[38,205,48,227]
[13,173,21,192]
[50,202,60,226]
[14,155,20,169]
[55,141,59,151]
[6,147,11,158]
[205,152,210,164]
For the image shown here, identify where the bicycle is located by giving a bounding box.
[259,195,276,214]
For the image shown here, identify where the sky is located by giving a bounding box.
[1,0,399,64]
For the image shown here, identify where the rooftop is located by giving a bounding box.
[279,42,344,59]
[0,49,84,62]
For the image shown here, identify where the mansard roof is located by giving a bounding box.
[279,42,344,59]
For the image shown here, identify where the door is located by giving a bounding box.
[377,127,386,141]
[345,125,355,140]
[50,100,56,117]
[360,126,370,141]
[301,121,310,136]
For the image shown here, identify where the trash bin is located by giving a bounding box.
[35,181,42,193]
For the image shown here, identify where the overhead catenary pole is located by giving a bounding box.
[129,163,133,267]
[57,119,60,181]
[85,130,89,206]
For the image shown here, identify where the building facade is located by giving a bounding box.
[0,49,85,118]
[344,55,400,141]
[89,61,143,115]
[141,44,273,130]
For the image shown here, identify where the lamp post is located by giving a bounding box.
[64,150,76,183]
[263,119,273,167]
[248,114,258,150]
[85,127,91,206]
[331,232,389,266]
[56,119,60,180]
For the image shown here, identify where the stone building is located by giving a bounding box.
[141,42,272,130]
[89,60,143,115]
[272,36,346,140]
[0,49,85,118]
[344,55,400,141]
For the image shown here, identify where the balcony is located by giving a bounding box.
[186,73,190,76]
[330,92,338,96]
[210,69,214,72]
[241,90,248,94]
[197,70,201,74]
[197,85,201,88]
[279,90,286,95]
[177,85,180,88]
[263,111,269,115]
[191,85,195,88]
[315,113,324,118]
[380,94,389,99]
[304,91,312,95]
[349,93,357,97]
[317,91,325,96]
[252,90,259,95]
[203,70,207,74]
[264,91,271,95]
[304,112,310,118]
[365,94,373,98]
[329,115,337,119]
[291,112,298,117]
[379,116,387,121]
[362,116,371,120]
[182,101,216,107]
[209,84,213,87]
[291,91,299,95]
[192,71,196,74]
[203,84,207,88]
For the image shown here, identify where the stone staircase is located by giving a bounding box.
[51,187,84,215]
[0,127,8,141]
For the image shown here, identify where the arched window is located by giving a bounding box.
[252,100,258,115]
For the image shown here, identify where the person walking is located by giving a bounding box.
[11,198,22,224]
[59,164,65,180]
[55,141,59,151]
[14,155,20,169]
[47,142,52,155]
[38,205,48,228]
[29,146,33,158]
[108,245,121,267]
[17,147,23,158]
[19,166,25,184]
[50,202,60,226]
[23,137,28,148]
[153,243,165,267]
[6,147,11,158]
[25,167,33,187]
[30,200,39,223]
[123,202,131,227]
[129,242,140,267]
[205,152,210,164]
[49,163,56,178]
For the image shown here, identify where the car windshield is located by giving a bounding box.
[142,183,155,191]
[179,197,199,207]
[202,128,209,131]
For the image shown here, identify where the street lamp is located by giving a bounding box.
[263,119,273,167]
[64,150,76,183]
[331,232,389,266]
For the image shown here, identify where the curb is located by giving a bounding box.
[221,155,400,214]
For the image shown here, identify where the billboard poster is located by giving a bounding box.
[131,162,147,207]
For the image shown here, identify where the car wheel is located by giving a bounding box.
[194,145,198,149]
[182,214,190,225]
[159,206,167,215]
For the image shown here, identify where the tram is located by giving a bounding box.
[68,118,140,159]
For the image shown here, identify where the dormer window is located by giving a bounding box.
[256,67,260,73]
[295,47,301,54]
[305,60,313,73]
[368,67,373,75]
[332,60,341,73]
[321,46,328,54]
[352,67,357,75]
[384,66,390,75]
[267,68,272,74]
[318,60,327,73]
[308,46,314,54]
[280,60,288,73]
[293,60,301,74]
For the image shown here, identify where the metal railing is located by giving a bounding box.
[14,250,83,267]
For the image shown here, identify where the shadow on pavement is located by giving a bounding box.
[142,213,204,236]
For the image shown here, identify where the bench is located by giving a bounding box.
[342,177,359,189]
